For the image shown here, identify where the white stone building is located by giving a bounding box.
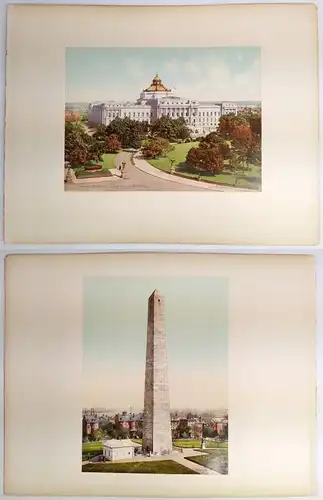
[88,74,260,137]
[103,439,137,461]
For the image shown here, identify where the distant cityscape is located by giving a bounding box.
[83,407,229,441]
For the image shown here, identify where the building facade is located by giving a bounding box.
[103,439,136,461]
[115,411,142,434]
[88,74,259,137]
[82,414,99,437]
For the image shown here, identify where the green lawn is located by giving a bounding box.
[173,439,228,449]
[148,142,199,173]
[82,460,198,474]
[82,441,103,453]
[179,163,260,189]
[72,153,117,175]
[82,439,227,453]
[147,142,261,190]
[186,449,228,475]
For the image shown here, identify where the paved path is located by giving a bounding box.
[65,151,244,192]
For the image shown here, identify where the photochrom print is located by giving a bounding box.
[65,47,261,192]
[82,277,228,475]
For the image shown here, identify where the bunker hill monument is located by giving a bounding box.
[142,290,172,455]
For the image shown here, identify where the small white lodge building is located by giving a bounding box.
[88,74,259,137]
[103,439,138,461]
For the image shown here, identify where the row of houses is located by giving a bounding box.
[83,409,228,439]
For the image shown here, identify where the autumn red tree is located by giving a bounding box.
[186,146,225,175]
[106,134,122,153]
[217,114,248,140]
[65,110,81,122]
[230,123,253,146]
[141,137,173,158]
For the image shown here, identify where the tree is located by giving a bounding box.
[65,109,81,122]
[203,425,216,438]
[150,116,191,142]
[93,124,109,142]
[191,424,203,440]
[89,138,106,163]
[199,132,230,159]
[186,146,225,175]
[229,123,254,180]
[230,123,253,146]
[101,421,115,437]
[141,137,173,159]
[92,428,105,441]
[246,134,261,167]
[217,113,249,140]
[115,427,129,440]
[65,122,91,166]
[107,117,148,149]
[65,121,105,167]
[136,430,143,439]
[106,134,122,153]
[239,108,261,137]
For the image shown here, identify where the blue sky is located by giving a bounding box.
[83,276,228,411]
[66,47,261,102]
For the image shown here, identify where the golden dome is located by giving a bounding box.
[144,74,171,92]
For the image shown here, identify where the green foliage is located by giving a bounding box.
[185,109,261,183]
[93,124,108,142]
[150,116,191,142]
[107,117,149,149]
[65,122,105,166]
[238,108,261,137]
[199,133,230,159]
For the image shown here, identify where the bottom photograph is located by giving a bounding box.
[82,276,228,475]
[4,253,316,498]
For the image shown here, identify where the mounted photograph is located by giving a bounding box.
[81,276,228,475]
[65,47,261,192]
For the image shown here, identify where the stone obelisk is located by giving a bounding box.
[142,290,172,455]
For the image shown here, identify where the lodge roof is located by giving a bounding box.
[103,439,140,448]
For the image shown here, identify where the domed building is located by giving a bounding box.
[88,73,259,137]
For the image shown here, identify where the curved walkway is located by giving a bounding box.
[66,152,207,191]
[65,151,246,192]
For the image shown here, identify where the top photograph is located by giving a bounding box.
[64,47,261,192]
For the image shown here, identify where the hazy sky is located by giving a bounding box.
[66,47,261,102]
[83,276,228,411]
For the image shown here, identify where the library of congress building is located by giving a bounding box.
[88,74,259,137]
